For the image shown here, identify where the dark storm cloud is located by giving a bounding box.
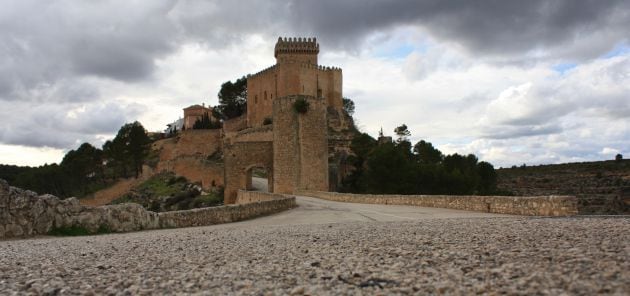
[287,0,630,60]
[2,0,626,101]
[0,101,145,149]
[0,0,179,100]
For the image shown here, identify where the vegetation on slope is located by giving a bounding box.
[496,159,630,214]
[111,172,223,212]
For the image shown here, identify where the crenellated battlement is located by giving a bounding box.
[248,64,276,79]
[299,63,342,72]
[274,37,319,58]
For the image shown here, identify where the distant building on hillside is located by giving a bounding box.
[165,118,184,134]
[377,127,392,144]
[183,104,214,129]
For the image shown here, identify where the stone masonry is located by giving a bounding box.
[298,190,579,216]
[0,179,296,239]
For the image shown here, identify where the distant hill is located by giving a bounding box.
[497,159,630,215]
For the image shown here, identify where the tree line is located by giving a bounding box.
[0,122,151,198]
[341,125,499,195]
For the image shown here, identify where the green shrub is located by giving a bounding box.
[48,224,113,236]
[48,225,90,236]
[293,98,310,114]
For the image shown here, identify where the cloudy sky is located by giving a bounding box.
[1,0,628,167]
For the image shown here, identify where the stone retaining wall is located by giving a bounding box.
[298,190,578,216]
[159,195,296,228]
[235,190,284,204]
[0,179,295,239]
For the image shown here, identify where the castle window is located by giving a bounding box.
[271,93,273,100]
[317,89,322,98]
[255,95,258,104]
[264,91,267,100]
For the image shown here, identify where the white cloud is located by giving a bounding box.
[0,144,65,166]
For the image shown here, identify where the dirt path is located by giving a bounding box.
[79,178,141,206]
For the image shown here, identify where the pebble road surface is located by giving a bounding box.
[0,197,628,295]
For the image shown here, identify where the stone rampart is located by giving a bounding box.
[298,190,578,216]
[0,179,295,239]
[168,156,224,190]
[223,115,248,133]
[232,125,273,143]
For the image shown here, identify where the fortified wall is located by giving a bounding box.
[152,129,224,190]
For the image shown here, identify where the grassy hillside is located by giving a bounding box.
[111,172,223,212]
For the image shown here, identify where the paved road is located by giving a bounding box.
[222,195,511,229]
[1,196,628,295]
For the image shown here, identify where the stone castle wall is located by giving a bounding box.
[223,114,248,133]
[152,129,223,190]
[170,129,221,158]
[247,64,343,127]
[272,95,329,194]
[298,190,579,217]
[296,97,329,191]
[0,180,295,239]
[169,157,224,189]
[234,190,286,205]
[230,125,273,144]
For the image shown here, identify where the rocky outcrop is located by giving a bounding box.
[1,179,295,239]
[327,107,356,191]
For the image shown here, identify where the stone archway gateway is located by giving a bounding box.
[245,164,273,192]
[223,95,329,204]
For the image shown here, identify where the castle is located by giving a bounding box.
[246,37,343,127]
[153,37,354,203]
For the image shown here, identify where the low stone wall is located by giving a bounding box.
[0,179,295,239]
[159,195,296,228]
[235,190,283,204]
[298,190,578,216]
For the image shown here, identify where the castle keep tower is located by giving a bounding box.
[246,37,343,127]
[274,37,319,65]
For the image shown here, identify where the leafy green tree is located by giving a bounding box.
[340,133,377,192]
[394,124,411,143]
[104,121,150,178]
[413,140,444,165]
[476,161,497,195]
[128,122,151,178]
[215,76,247,119]
[363,142,418,194]
[61,143,104,195]
[192,113,220,129]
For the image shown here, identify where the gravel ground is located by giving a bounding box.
[0,217,628,295]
